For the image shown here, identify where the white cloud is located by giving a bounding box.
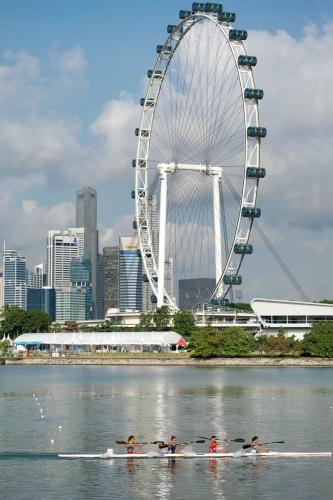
[99,214,134,249]
[91,91,139,179]
[57,47,88,73]
[0,189,75,264]
[0,22,332,300]
[247,22,333,233]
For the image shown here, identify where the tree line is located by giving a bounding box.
[189,323,333,358]
[1,305,333,358]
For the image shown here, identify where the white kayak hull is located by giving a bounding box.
[58,451,332,459]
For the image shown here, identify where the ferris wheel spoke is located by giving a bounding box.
[179,78,243,165]
[173,21,219,160]
[136,9,265,309]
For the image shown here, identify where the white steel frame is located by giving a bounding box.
[135,11,262,310]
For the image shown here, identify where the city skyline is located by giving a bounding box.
[0,1,333,301]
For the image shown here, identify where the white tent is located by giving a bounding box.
[14,331,186,353]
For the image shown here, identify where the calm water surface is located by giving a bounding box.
[1,366,333,499]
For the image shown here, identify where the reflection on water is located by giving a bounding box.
[1,366,333,499]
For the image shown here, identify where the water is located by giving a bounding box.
[1,366,333,499]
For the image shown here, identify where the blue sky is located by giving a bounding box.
[0,0,333,300]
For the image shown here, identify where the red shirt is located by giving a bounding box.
[209,441,218,453]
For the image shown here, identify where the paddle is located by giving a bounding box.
[158,440,205,449]
[242,441,285,450]
[116,440,163,445]
[197,436,245,443]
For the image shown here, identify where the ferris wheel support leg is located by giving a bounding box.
[157,170,168,307]
[213,174,223,296]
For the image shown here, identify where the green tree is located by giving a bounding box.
[229,303,253,312]
[49,322,62,333]
[153,306,170,331]
[173,310,196,337]
[190,327,256,358]
[0,307,52,339]
[0,339,11,352]
[23,311,52,333]
[189,327,222,358]
[262,330,300,356]
[302,322,333,357]
[137,312,154,331]
[0,306,27,339]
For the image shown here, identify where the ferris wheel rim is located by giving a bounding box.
[134,9,263,311]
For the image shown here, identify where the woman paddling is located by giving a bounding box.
[248,436,268,453]
[168,435,182,454]
[208,436,227,454]
[125,435,145,454]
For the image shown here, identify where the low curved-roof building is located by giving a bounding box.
[251,298,333,339]
[14,331,186,353]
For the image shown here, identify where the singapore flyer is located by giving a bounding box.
[134,3,267,311]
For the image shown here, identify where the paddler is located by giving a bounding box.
[208,436,218,453]
[125,435,144,454]
[208,436,227,454]
[248,436,268,453]
[168,435,182,454]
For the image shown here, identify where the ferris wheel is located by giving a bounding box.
[133,3,267,311]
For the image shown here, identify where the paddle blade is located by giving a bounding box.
[231,438,245,443]
[158,444,169,449]
[195,440,205,444]
[197,436,210,440]
[115,441,127,445]
[242,444,252,449]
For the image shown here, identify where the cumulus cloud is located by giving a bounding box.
[247,22,333,232]
[0,50,139,184]
[0,188,75,264]
[57,46,88,73]
[99,214,134,249]
[0,22,332,300]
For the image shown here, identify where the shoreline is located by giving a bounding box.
[4,356,333,367]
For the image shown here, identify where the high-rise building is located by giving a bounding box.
[55,288,87,322]
[3,249,27,310]
[142,195,159,312]
[103,246,119,314]
[164,258,173,299]
[76,187,98,317]
[0,271,4,311]
[27,288,56,321]
[96,252,104,319]
[27,263,45,289]
[47,228,85,289]
[178,278,216,310]
[70,257,93,320]
[119,235,142,311]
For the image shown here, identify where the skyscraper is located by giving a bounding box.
[70,257,93,320]
[27,288,56,321]
[103,246,119,314]
[119,236,142,311]
[0,271,4,312]
[179,278,216,310]
[47,228,85,289]
[27,263,45,289]
[3,248,27,310]
[76,187,99,317]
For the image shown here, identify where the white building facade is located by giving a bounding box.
[3,249,27,310]
[251,298,333,339]
[47,228,85,289]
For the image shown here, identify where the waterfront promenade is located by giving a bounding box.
[5,354,333,366]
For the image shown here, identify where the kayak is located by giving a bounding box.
[58,450,332,459]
